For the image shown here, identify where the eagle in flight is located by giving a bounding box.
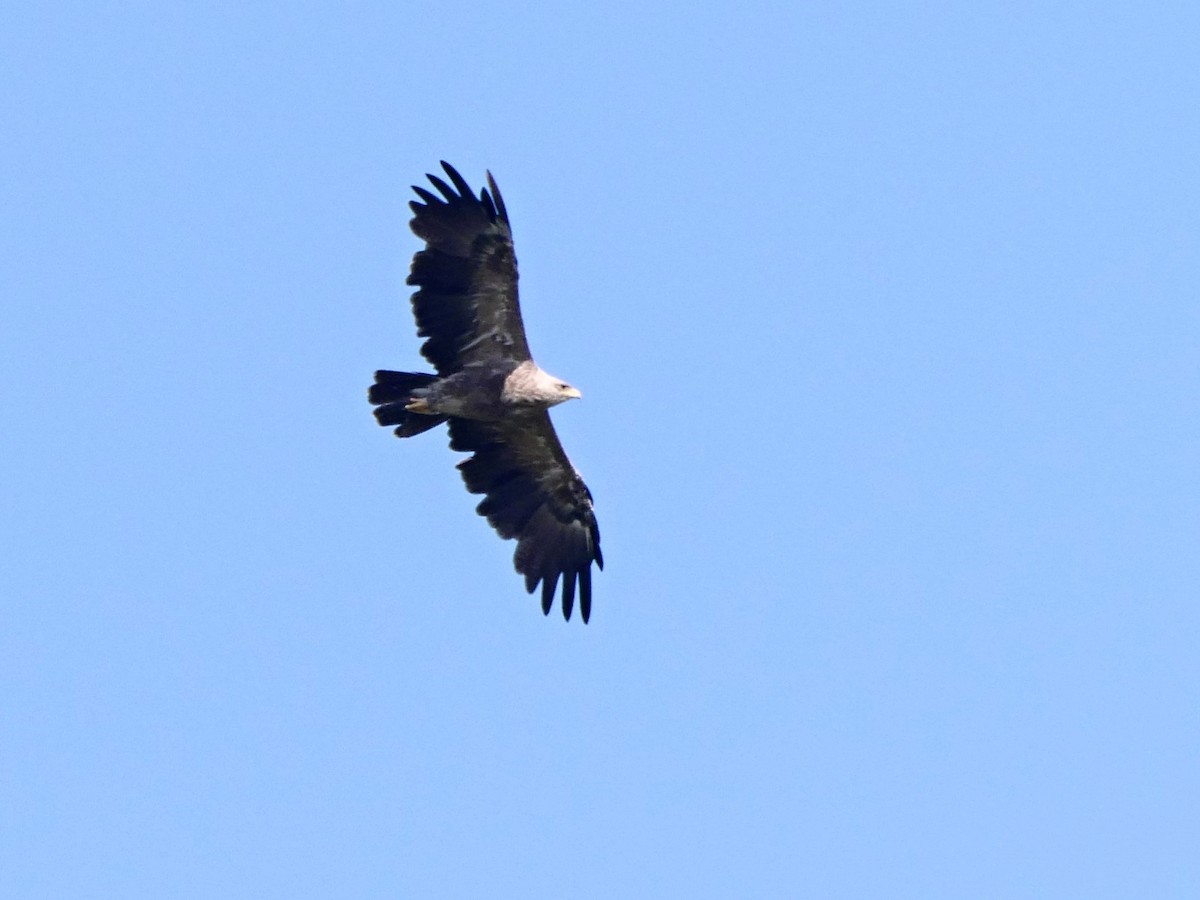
[369,162,603,622]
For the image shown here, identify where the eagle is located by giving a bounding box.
[369,162,603,622]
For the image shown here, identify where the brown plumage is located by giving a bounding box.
[369,162,603,622]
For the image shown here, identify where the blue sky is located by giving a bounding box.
[3,2,1198,897]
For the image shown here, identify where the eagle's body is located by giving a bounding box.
[407,360,580,419]
[369,163,603,622]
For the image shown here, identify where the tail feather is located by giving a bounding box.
[369,370,447,438]
[369,370,438,404]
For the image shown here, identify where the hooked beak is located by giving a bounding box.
[563,386,582,400]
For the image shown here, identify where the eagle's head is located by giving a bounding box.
[502,360,582,408]
[524,364,582,407]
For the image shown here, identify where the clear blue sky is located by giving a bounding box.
[3,2,1198,897]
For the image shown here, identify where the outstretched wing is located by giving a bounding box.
[449,415,603,623]
[407,162,531,374]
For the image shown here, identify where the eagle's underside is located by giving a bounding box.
[369,162,602,622]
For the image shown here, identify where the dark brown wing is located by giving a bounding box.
[449,414,603,623]
[406,162,531,374]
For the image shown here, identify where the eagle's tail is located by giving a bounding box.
[369,370,447,438]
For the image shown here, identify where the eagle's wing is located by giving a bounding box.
[449,415,603,623]
[407,162,531,373]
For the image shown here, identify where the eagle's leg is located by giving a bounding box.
[404,398,433,413]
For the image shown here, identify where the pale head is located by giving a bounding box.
[530,366,581,406]
[503,361,582,408]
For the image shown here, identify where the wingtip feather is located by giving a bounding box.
[440,161,473,198]
[579,568,592,623]
[560,572,576,621]
[426,173,457,202]
[486,171,509,222]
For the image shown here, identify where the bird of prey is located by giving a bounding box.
[369,162,603,622]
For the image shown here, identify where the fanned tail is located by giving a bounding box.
[369,370,447,438]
